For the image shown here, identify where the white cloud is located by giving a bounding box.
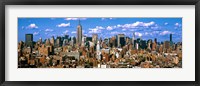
[63,30,69,34]
[153,31,160,34]
[175,23,181,27]
[83,33,91,37]
[129,29,136,31]
[71,31,76,34]
[110,31,119,35]
[175,23,179,26]
[144,32,152,36]
[150,24,159,29]
[27,23,38,29]
[164,22,168,25]
[106,26,113,30]
[96,26,105,29]
[101,18,113,20]
[33,32,39,35]
[143,31,160,36]
[115,21,156,29]
[65,18,87,20]
[122,28,126,31]
[57,23,70,27]
[45,29,53,32]
[82,30,85,34]
[21,26,25,29]
[132,21,155,27]
[88,26,104,33]
[159,31,172,35]
[135,32,142,37]
[117,24,122,27]
[88,28,101,33]
[94,21,156,32]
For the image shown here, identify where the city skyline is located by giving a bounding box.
[18,17,182,68]
[18,18,182,43]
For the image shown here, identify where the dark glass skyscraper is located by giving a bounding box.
[117,34,125,47]
[170,33,173,46]
[25,34,33,47]
[64,35,69,40]
[170,34,172,42]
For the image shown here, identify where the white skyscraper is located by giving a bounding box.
[63,39,67,46]
[136,43,139,50]
[70,36,74,46]
[96,41,101,60]
[81,36,86,47]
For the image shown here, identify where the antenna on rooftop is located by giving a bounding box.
[78,19,81,25]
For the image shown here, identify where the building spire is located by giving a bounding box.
[78,19,81,25]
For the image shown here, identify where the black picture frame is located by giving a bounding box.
[0,0,199,86]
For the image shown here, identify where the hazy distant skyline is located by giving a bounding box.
[18,18,182,43]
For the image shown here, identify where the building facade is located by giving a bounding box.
[77,20,82,45]
[25,34,33,47]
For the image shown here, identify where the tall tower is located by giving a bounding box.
[77,20,82,45]
[38,37,42,44]
[92,34,98,44]
[50,36,55,46]
[170,33,173,46]
[70,36,74,46]
[170,34,172,42]
[96,41,101,60]
[132,32,135,48]
[45,38,50,45]
[56,36,61,47]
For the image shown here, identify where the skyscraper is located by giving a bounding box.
[140,40,147,49]
[96,41,101,60]
[152,38,157,51]
[117,34,125,47]
[132,32,135,48]
[45,38,50,45]
[86,37,92,42]
[81,36,86,47]
[104,38,109,45]
[38,37,42,44]
[170,34,173,46]
[25,34,33,47]
[77,20,82,45]
[50,36,55,46]
[154,38,157,44]
[63,39,67,46]
[164,41,170,50]
[170,34,172,42]
[70,36,74,46]
[64,34,69,40]
[56,36,61,47]
[92,34,98,44]
[64,34,69,43]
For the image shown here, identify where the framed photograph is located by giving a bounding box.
[0,0,199,86]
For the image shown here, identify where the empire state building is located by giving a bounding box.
[77,20,82,45]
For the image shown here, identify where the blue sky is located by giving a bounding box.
[18,18,182,43]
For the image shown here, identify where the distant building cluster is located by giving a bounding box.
[18,20,182,68]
